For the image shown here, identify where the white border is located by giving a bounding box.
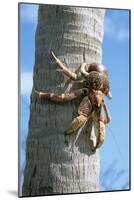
[0,0,133,199]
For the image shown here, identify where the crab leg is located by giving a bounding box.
[65,115,88,135]
[93,101,111,151]
[103,101,111,124]
[51,51,78,81]
[65,96,93,135]
[34,88,88,103]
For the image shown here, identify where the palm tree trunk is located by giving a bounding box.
[22,5,105,196]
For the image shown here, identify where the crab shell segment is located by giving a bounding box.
[80,63,112,99]
[86,71,112,99]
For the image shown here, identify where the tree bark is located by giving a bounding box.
[22,5,105,196]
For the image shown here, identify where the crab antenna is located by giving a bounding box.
[51,51,78,81]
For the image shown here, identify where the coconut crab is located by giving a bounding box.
[34,51,112,150]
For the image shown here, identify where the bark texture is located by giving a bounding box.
[22,5,105,196]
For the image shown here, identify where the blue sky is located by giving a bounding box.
[19,3,130,192]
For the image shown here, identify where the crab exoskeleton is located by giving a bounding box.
[34,51,112,150]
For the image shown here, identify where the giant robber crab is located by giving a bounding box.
[34,52,112,151]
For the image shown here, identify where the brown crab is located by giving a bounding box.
[34,51,112,150]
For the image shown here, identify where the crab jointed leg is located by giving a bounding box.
[94,102,111,150]
[34,89,91,135]
[34,88,88,102]
[65,115,88,135]
[65,96,93,135]
[103,102,111,124]
[51,51,78,81]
